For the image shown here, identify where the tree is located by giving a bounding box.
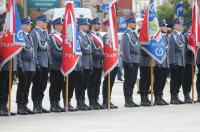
[157,0,192,25]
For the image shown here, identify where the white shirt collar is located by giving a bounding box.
[36,26,44,31]
[54,31,61,36]
[23,32,29,35]
[175,30,182,35]
[80,31,87,35]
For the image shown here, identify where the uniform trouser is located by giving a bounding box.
[88,68,102,101]
[170,65,184,96]
[32,67,49,102]
[49,70,64,102]
[102,67,118,100]
[153,67,168,96]
[196,65,200,98]
[123,62,138,98]
[182,64,192,96]
[0,71,12,104]
[16,71,34,105]
[139,66,151,96]
[81,69,92,101]
[62,71,83,101]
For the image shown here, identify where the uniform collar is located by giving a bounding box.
[127,28,137,34]
[36,26,44,32]
[80,31,87,35]
[91,30,98,34]
[175,30,182,35]
[23,31,29,35]
[54,31,61,36]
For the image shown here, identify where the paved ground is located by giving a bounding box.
[0,79,200,132]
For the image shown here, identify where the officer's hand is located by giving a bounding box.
[17,67,25,76]
[127,63,133,68]
[36,65,41,72]
[170,64,177,69]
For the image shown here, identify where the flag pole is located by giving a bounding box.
[192,55,195,104]
[8,59,13,115]
[150,59,154,106]
[108,73,111,110]
[65,77,69,112]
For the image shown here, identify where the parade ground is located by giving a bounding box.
[0,79,200,132]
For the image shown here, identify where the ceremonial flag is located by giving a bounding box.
[139,0,166,64]
[61,1,81,77]
[187,0,199,57]
[0,0,24,68]
[103,0,119,76]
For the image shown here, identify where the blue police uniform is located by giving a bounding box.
[122,17,140,107]
[30,15,51,113]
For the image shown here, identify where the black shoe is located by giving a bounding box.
[125,98,140,107]
[24,105,35,114]
[95,100,104,109]
[33,102,42,114]
[76,100,88,111]
[68,103,76,112]
[89,100,100,110]
[170,98,179,104]
[82,101,92,111]
[39,101,50,113]
[184,95,192,104]
[170,95,182,105]
[110,102,118,109]
[0,110,6,116]
[50,101,61,113]
[140,96,151,106]
[177,97,185,104]
[17,105,28,115]
[154,96,165,106]
[118,78,124,81]
[55,101,66,112]
[159,95,169,105]
[3,103,17,116]
[197,98,200,103]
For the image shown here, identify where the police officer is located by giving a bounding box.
[122,17,140,107]
[30,15,51,113]
[78,18,93,110]
[196,44,200,102]
[168,18,185,105]
[16,17,36,115]
[153,19,169,106]
[88,17,104,109]
[68,44,85,111]
[102,20,118,109]
[139,37,154,106]
[49,17,66,112]
[182,21,193,104]
[0,19,16,116]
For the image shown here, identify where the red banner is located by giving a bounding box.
[139,7,149,44]
[61,1,80,77]
[188,0,198,57]
[0,0,24,68]
[103,0,119,77]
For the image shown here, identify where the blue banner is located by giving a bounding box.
[141,0,166,64]
[175,2,184,17]
[74,22,82,55]
[14,0,25,46]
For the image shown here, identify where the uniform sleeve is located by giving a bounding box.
[17,52,24,70]
[30,30,39,65]
[122,33,131,63]
[168,34,176,65]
